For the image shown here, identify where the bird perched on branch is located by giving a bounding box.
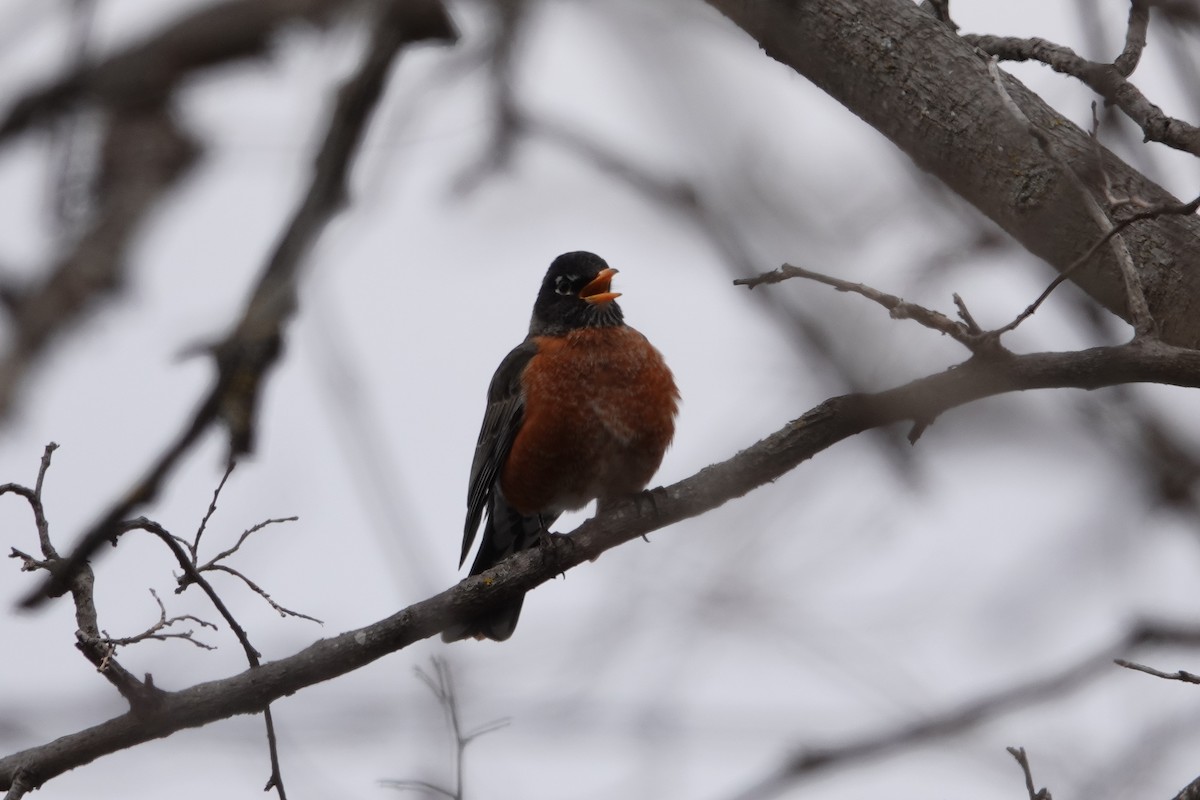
[444,251,679,642]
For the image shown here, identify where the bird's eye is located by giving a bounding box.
[554,275,576,296]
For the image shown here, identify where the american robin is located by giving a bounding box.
[443,251,679,642]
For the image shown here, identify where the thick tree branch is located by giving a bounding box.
[985,56,1155,338]
[6,340,1200,791]
[701,0,1200,348]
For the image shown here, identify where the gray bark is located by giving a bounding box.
[703,0,1200,348]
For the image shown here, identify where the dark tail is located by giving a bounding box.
[442,497,558,642]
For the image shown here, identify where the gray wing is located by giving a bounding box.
[460,340,538,566]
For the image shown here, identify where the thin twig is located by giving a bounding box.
[128,519,261,659]
[734,263,994,354]
[100,588,217,650]
[1115,658,1200,684]
[1007,746,1052,800]
[3,445,162,708]
[192,460,236,560]
[987,191,1200,339]
[987,56,1156,338]
[126,516,291,797]
[383,657,509,799]
[200,516,299,571]
[205,564,322,623]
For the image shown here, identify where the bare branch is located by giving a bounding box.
[3,444,161,709]
[2,769,33,800]
[965,30,1200,158]
[988,191,1200,339]
[1007,747,1052,800]
[704,0,1200,348]
[734,263,993,353]
[1114,0,1150,77]
[99,589,217,651]
[200,517,300,572]
[1115,658,1200,684]
[8,342,1200,793]
[987,56,1155,338]
[204,564,322,624]
[191,460,237,560]
[126,518,262,663]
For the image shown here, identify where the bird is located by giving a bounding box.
[444,251,679,642]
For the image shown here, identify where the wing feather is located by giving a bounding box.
[460,340,538,566]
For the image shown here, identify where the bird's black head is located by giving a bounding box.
[529,251,625,336]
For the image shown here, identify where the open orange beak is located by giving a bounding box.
[579,268,621,305]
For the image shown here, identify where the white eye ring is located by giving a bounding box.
[554,275,576,296]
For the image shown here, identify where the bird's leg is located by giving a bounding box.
[533,514,576,577]
[632,487,668,541]
[535,512,554,545]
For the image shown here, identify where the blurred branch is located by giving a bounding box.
[0,107,199,418]
[47,0,99,234]
[20,0,458,609]
[724,619,1196,800]
[0,0,359,420]
[8,338,1200,791]
[0,0,343,142]
[381,657,509,799]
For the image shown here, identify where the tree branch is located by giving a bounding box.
[964,24,1200,158]
[1007,747,1052,800]
[3,444,162,710]
[6,340,1200,791]
[701,0,1200,348]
